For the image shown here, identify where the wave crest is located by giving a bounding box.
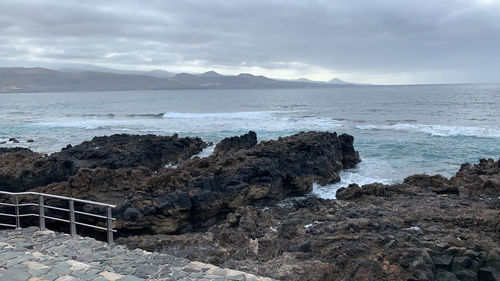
[356,123,500,138]
[162,111,279,120]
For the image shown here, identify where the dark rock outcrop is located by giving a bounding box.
[119,158,500,281]
[337,158,500,201]
[0,148,73,192]
[213,131,257,156]
[36,131,360,234]
[403,174,459,195]
[450,158,500,197]
[55,134,207,171]
[0,134,207,192]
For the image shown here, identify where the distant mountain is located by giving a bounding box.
[292,78,325,84]
[59,66,176,78]
[198,71,223,77]
[328,77,352,84]
[0,67,361,93]
[284,77,355,85]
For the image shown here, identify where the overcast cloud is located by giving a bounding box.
[0,0,499,84]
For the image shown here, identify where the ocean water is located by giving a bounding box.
[1,84,499,198]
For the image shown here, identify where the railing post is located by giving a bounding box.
[38,194,45,230]
[14,195,20,229]
[106,206,113,245]
[69,200,76,236]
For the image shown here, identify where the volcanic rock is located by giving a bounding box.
[0,148,73,192]
[118,158,499,281]
[37,131,360,235]
[55,134,207,171]
[450,158,500,197]
[213,131,257,156]
[0,134,207,192]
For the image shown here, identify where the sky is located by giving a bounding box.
[0,0,499,84]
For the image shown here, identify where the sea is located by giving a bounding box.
[1,84,499,198]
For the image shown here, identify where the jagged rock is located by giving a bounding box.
[37,131,360,235]
[55,134,207,171]
[117,158,499,281]
[404,174,450,188]
[403,174,459,194]
[0,134,207,192]
[450,158,500,197]
[336,183,362,200]
[0,148,73,192]
[213,131,257,156]
[336,182,412,200]
[337,133,360,169]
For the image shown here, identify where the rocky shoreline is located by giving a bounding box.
[0,132,498,281]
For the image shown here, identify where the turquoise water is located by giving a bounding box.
[1,84,499,198]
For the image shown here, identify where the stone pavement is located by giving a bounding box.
[0,227,275,281]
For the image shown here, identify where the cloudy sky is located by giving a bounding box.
[0,0,499,84]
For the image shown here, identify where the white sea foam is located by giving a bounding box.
[162,111,278,120]
[312,158,395,199]
[33,111,345,136]
[356,123,500,138]
[191,145,216,159]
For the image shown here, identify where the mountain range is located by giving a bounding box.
[0,67,359,93]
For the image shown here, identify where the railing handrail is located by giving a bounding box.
[0,191,115,208]
[0,190,116,244]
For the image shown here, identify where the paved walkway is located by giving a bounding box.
[0,227,274,281]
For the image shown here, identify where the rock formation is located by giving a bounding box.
[120,158,500,281]
[36,131,361,234]
[213,131,257,156]
[0,134,207,192]
[0,148,73,192]
[55,134,207,171]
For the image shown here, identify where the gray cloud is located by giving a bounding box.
[0,0,499,84]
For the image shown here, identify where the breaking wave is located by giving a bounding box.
[312,158,395,199]
[162,111,279,120]
[356,123,500,138]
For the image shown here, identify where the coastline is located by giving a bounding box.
[0,132,499,280]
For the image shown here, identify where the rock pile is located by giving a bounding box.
[121,158,500,281]
[36,131,360,234]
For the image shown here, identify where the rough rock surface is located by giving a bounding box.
[0,148,73,192]
[213,131,258,156]
[0,134,207,192]
[36,131,360,235]
[55,134,207,171]
[451,158,500,197]
[119,158,500,281]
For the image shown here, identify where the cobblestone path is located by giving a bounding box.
[0,227,274,281]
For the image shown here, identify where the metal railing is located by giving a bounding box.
[0,191,116,244]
